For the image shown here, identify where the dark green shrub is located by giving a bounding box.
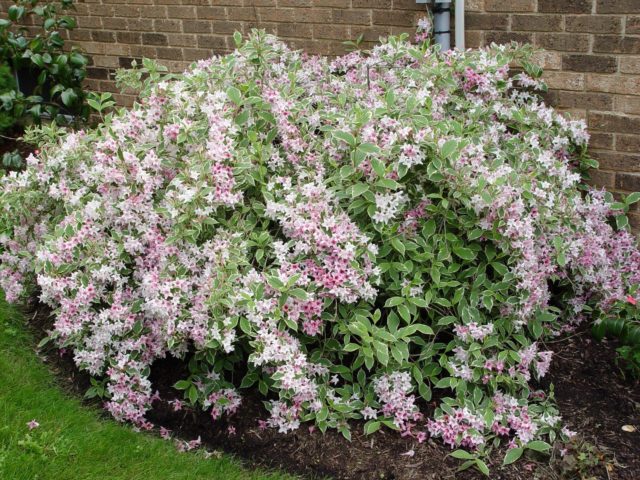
[0,64,18,133]
[0,0,89,128]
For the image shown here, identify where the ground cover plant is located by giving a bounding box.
[0,292,292,480]
[1,28,639,472]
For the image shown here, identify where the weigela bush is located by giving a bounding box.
[2,30,640,465]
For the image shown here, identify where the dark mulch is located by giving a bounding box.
[0,131,33,161]
[22,297,640,480]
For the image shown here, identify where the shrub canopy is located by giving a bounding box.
[2,31,639,460]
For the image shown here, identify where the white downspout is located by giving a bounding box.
[416,0,465,50]
[432,1,451,51]
[455,0,465,49]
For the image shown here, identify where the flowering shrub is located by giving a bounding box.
[2,30,640,467]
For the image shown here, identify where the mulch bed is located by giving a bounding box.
[22,297,639,480]
[0,132,33,162]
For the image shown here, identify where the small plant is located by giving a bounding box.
[1,149,23,170]
[0,0,89,129]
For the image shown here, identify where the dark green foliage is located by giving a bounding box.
[0,0,89,129]
[0,64,18,133]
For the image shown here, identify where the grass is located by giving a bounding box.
[0,293,293,480]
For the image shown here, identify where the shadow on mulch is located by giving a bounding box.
[0,132,33,160]
[22,298,640,480]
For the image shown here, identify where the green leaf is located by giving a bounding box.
[352,183,369,197]
[174,380,190,390]
[616,214,629,230]
[450,450,475,460]
[288,288,308,300]
[60,88,78,107]
[435,377,457,389]
[226,86,242,106]
[358,142,380,154]
[453,246,476,261]
[503,447,524,465]
[625,192,640,205]
[475,459,490,476]
[233,31,243,47]
[422,219,437,237]
[334,130,356,147]
[384,296,405,307]
[391,238,405,255]
[343,343,360,352]
[441,139,458,158]
[371,157,386,177]
[267,276,285,290]
[526,440,551,452]
[364,420,381,435]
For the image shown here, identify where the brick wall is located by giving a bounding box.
[465,0,640,226]
[1,0,639,223]
[0,0,428,105]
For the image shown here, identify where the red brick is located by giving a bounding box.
[166,34,198,47]
[596,0,640,14]
[227,7,257,21]
[616,135,640,153]
[313,0,346,6]
[280,0,312,6]
[588,74,640,95]
[155,47,185,60]
[293,8,333,23]
[538,0,592,13]
[182,48,213,61]
[335,9,373,25]
[467,13,509,31]
[593,35,640,54]
[620,57,640,74]
[565,15,623,34]
[589,112,640,134]
[183,20,212,33]
[313,24,350,40]
[543,71,585,91]
[590,133,615,150]
[562,54,618,73]
[627,16,640,34]
[552,90,614,110]
[142,33,168,46]
[276,23,313,39]
[198,7,227,20]
[166,6,197,19]
[615,95,640,115]
[485,32,534,45]
[536,33,590,52]
[91,31,115,43]
[153,19,183,33]
[485,0,535,12]
[197,34,228,50]
[390,0,424,9]
[588,169,616,188]
[511,14,563,32]
[616,173,640,191]
[116,32,142,44]
[591,151,640,172]
[353,0,391,7]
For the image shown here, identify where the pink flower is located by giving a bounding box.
[27,419,40,430]
[626,295,637,306]
[160,426,171,440]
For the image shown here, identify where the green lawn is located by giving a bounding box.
[0,293,292,480]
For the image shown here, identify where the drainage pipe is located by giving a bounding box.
[416,0,465,50]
